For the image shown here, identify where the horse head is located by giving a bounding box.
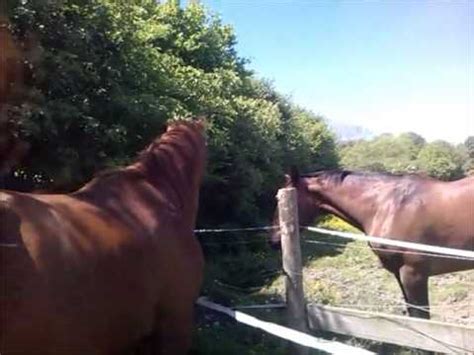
[270,167,324,249]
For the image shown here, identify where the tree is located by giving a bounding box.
[465,136,474,157]
[340,132,425,173]
[416,141,464,180]
[463,136,474,175]
[5,0,339,226]
[398,132,426,159]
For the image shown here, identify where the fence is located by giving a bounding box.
[196,187,474,354]
[197,297,374,355]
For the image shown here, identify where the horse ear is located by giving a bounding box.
[283,166,300,186]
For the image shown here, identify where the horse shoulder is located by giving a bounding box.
[368,182,429,239]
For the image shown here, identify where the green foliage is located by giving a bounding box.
[285,107,338,171]
[7,0,171,187]
[5,0,338,226]
[340,133,423,174]
[340,132,467,180]
[416,140,465,180]
[463,136,474,175]
[465,136,474,157]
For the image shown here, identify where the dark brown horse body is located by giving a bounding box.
[272,169,474,318]
[0,120,206,354]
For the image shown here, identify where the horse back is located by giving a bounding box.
[0,187,202,354]
[428,177,474,239]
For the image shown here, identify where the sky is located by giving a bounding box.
[198,0,472,143]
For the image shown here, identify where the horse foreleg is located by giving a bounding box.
[399,265,430,319]
[393,271,409,314]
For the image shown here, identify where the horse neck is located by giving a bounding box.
[138,128,206,223]
[309,175,380,232]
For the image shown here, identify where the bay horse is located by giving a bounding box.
[271,168,474,319]
[0,119,207,354]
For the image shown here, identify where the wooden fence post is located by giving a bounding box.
[277,187,309,355]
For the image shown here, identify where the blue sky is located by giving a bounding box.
[199,0,472,143]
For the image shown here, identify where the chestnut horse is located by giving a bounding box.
[271,169,474,319]
[0,120,206,354]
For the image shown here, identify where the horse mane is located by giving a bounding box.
[301,169,353,184]
[301,169,432,184]
[95,118,205,180]
[136,119,204,179]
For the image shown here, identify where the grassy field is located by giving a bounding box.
[193,218,473,354]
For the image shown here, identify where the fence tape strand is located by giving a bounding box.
[304,226,474,260]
